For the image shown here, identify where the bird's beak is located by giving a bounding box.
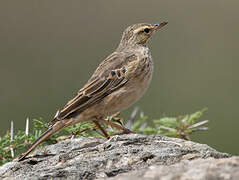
[153,22,168,31]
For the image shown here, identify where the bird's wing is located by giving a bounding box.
[49,52,137,125]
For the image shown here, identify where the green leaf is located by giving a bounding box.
[153,117,178,128]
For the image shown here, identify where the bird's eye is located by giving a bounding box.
[144,28,150,33]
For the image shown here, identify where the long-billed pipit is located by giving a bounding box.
[18,22,168,161]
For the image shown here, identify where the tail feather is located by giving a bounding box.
[18,121,65,161]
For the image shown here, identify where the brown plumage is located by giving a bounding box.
[18,22,167,161]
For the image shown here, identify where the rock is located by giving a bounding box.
[0,134,236,180]
[107,157,239,180]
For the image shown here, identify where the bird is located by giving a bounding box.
[18,22,168,161]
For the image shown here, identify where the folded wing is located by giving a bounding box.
[49,67,128,125]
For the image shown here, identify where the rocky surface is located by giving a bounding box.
[0,134,237,180]
[106,157,239,180]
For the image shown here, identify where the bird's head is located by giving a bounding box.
[117,22,168,50]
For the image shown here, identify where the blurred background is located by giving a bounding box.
[0,1,238,154]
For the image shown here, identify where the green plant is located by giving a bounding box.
[127,108,208,140]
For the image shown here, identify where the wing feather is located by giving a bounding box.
[49,69,128,125]
[49,52,137,125]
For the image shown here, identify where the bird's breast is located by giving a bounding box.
[101,49,153,116]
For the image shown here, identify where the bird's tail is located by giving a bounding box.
[18,121,65,161]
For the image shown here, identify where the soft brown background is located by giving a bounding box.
[0,1,238,154]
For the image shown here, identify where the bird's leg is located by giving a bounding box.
[70,127,98,139]
[98,119,135,134]
[93,120,110,139]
